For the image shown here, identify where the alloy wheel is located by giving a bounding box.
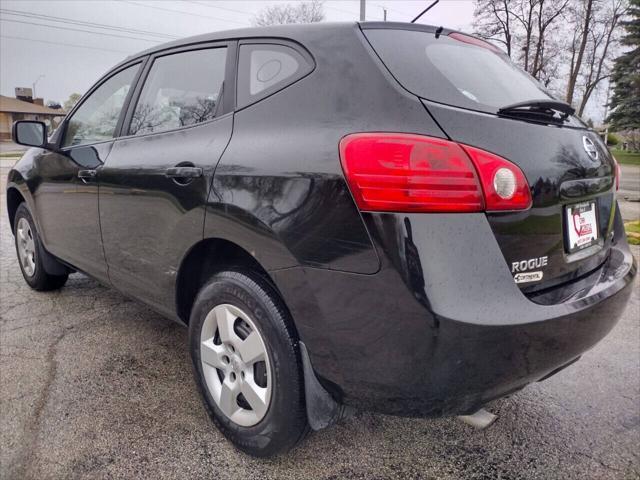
[200,304,272,427]
[16,217,36,277]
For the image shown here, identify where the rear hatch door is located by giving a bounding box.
[362,24,617,294]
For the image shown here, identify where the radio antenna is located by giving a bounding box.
[411,0,440,23]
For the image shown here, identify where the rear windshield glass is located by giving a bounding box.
[363,28,554,114]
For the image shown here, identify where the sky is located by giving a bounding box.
[0,0,475,105]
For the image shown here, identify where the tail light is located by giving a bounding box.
[448,32,502,53]
[460,144,532,210]
[339,133,532,213]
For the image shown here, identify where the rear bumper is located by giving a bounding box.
[272,208,636,416]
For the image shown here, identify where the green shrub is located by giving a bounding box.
[606,133,620,146]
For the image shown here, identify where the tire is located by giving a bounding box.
[188,270,309,457]
[13,203,68,291]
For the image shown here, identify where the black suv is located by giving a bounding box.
[7,22,636,457]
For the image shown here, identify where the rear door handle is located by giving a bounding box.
[165,166,203,178]
[78,169,97,183]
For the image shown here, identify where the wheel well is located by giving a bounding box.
[6,188,25,233]
[176,238,279,324]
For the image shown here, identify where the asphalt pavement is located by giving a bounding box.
[1,176,639,480]
[619,164,640,223]
[0,142,26,154]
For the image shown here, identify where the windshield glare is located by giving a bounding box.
[364,29,554,114]
[425,43,550,109]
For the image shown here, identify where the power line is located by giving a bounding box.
[181,0,374,22]
[1,34,132,54]
[324,2,385,21]
[0,18,162,43]
[189,1,382,22]
[0,8,178,39]
[371,2,414,19]
[325,5,360,17]
[122,1,250,26]
[184,1,254,16]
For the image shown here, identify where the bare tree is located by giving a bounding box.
[514,0,536,71]
[63,93,81,112]
[253,0,324,27]
[473,0,570,88]
[473,0,628,117]
[566,0,596,104]
[574,0,626,116]
[528,0,571,80]
[473,0,514,56]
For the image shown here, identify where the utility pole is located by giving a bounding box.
[383,7,387,21]
[603,80,611,145]
[360,0,366,21]
[32,74,45,100]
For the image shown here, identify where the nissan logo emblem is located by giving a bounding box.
[582,136,599,161]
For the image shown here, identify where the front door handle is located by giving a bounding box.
[78,169,97,183]
[165,166,203,178]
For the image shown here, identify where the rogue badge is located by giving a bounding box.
[512,256,548,284]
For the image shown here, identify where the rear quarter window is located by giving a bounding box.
[237,43,313,109]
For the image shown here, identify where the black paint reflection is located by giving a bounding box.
[212,169,379,273]
[69,145,103,169]
[403,218,430,312]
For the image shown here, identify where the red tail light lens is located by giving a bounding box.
[339,133,484,212]
[339,133,531,213]
[460,145,532,210]
[613,156,621,191]
[448,32,502,53]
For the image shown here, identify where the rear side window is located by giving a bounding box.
[363,28,553,114]
[129,47,226,136]
[237,43,313,109]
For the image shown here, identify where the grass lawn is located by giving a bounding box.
[625,221,640,246]
[611,150,640,166]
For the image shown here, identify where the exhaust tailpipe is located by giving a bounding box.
[457,408,497,429]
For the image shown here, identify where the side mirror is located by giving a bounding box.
[12,120,47,148]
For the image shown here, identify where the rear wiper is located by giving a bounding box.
[497,99,575,122]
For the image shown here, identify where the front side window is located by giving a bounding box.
[237,43,313,109]
[63,64,139,147]
[129,48,227,136]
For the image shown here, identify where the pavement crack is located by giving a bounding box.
[12,322,68,479]
[11,313,102,479]
[0,352,44,361]
[575,451,623,473]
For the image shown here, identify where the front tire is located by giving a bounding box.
[188,270,309,457]
[13,203,68,291]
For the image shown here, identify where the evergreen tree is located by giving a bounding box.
[607,0,640,130]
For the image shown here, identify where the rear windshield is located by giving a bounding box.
[363,28,554,114]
